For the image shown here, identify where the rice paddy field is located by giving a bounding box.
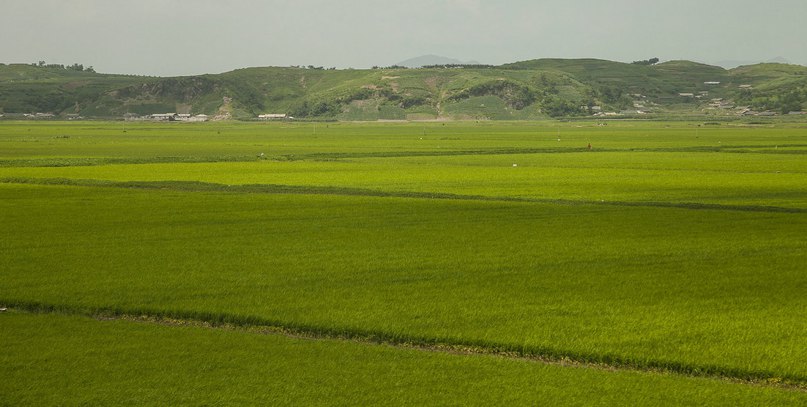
[1,120,806,405]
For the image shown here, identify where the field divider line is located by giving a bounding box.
[3,176,805,214]
[2,144,805,168]
[3,300,805,392]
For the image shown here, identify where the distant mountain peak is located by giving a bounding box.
[767,56,792,64]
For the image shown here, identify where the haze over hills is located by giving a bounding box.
[712,57,793,69]
[394,55,483,69]
[1,58,806,120]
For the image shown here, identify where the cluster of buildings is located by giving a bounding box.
[23,112,55,118]
[0,112,81,120]
[122,112,292,121]
[126,113,209,122]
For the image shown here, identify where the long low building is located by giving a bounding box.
[258,113,287,120]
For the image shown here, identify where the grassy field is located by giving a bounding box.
[1,120,806,404]
[2,311,804,405]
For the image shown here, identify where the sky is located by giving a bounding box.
[2,0,806,77]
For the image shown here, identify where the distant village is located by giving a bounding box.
[124,112,290,121]
[4,107,802,121]
[4,79,804,121]
[117,112,290,121]
[124,113,210,122]
[0,112,295,121]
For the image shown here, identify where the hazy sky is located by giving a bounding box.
[3,0,806,76]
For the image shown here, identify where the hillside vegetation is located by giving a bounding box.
[1,59,806,119]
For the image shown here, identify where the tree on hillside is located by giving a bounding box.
[541,95,583,117]
[779,90,804,113]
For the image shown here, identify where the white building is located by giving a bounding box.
[258,113,287,120]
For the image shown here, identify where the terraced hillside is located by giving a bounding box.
[1,59,806,119]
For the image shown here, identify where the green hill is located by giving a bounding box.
[1,59,806,120]
[0,63,145,115]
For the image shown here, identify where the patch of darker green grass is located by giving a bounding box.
[3,312,804,406]
[3,177,804,214]
[5,300,805,390]
[0,156,257,168]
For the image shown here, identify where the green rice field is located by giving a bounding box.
[1,120,805,405]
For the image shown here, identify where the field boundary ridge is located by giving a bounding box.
[2,300,805,392]
[1,144,805,168]
[2,177,805,214]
